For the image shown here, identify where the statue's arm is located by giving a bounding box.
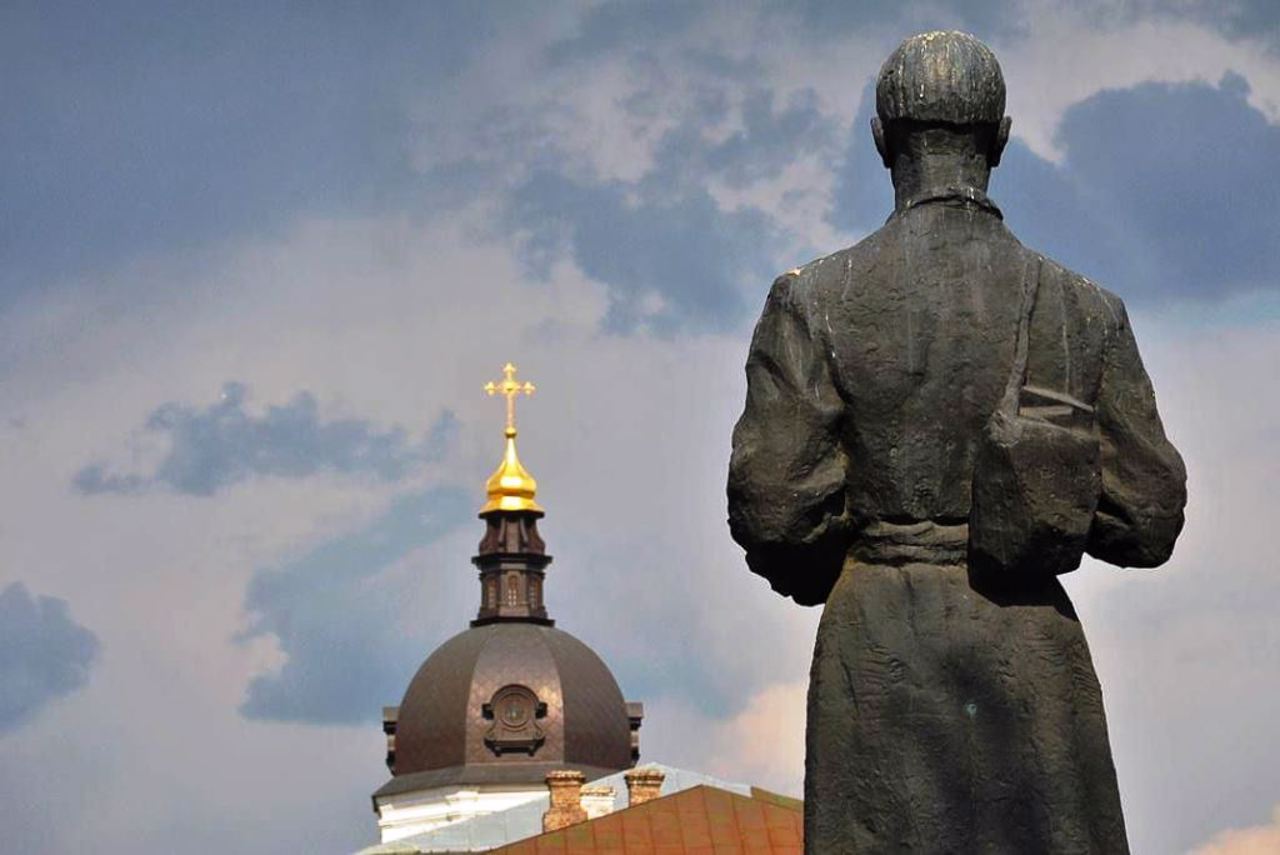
[727,273,848,605]
[1086,296,1187,567]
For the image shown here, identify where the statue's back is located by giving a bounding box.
[726,31,1186,854]
[803,199,1117,530]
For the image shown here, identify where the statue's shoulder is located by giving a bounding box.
[772,226,892,305]
[1024,247,1128,329]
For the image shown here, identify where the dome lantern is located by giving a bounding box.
[473,362,552,625]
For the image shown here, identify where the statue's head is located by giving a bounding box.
[871,31,1011,174]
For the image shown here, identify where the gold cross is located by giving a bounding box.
[484,362,536,437]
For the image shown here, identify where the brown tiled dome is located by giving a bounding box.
[392,622,634,782]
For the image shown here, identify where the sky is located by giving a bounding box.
[1,1,1279,852]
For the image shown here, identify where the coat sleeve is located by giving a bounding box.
[727,273,849,605]
[1085,295,1187,567]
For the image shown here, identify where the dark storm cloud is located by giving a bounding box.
[523,10,1027,338]
[784,0,1277,49]
[545,0,703,62]
[831,74,1280,304]
[238,486,472,724]
[828,81,895,236]
[502,85,845,334]
[0,0,510,308]
[509,172,780,334]
[656,89,837,189]
[777,0,1026,42]
[74,383,456,496]
[0,582,99,732]
[1034,74,1280,300]
[550,0,1025,61]
[1156,0,1280,49]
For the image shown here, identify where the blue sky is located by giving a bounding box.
[2,2,1279,853]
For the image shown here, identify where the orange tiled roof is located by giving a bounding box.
[488,784,803,854]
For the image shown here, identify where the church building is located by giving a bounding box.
[361,365,802,854]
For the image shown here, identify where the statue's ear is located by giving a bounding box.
[871,116,892,169]
[991,116,1012,167]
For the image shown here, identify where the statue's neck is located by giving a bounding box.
[891,154,992,213]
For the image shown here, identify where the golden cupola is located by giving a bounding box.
[479,362,544,515]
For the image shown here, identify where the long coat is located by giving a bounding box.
[727,191,1186,854]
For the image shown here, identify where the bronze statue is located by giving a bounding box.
[727,31,1186,853]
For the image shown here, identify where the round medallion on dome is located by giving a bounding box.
[483,684,547,755]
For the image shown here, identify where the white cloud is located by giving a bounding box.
[1192,805,1280,855]
[716,680,808,793]
[640,679,808,799]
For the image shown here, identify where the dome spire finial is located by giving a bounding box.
[484,361,535,439]
[480,362,543,514]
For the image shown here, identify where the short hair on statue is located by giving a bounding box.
[876,31,1006,125]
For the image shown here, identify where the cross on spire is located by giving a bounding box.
[484,362,536,438]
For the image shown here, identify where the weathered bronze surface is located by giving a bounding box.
[727,31,1186,854]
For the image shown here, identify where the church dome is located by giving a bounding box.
[377,363,642,801]
[392,622,634,781]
